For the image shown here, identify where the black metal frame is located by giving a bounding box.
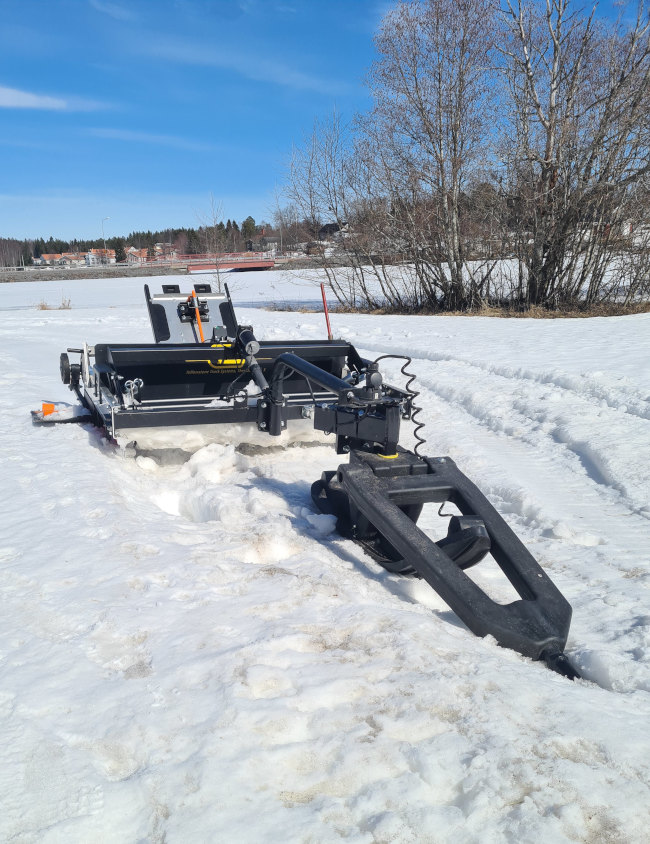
[312,449,577,677]
[263,351,578,678]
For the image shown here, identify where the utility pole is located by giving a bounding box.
[101,216,110,264]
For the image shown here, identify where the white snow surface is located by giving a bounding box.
[1,271,650,842]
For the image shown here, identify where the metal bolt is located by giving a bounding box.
[346,391,354,401]
[259,421,267,429]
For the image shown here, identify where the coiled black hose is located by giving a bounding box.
[372,354,427,456]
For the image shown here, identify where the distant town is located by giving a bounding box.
[33,243,239,268]
[0,216,339,272]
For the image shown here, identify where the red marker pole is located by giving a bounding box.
[320,282,333,341]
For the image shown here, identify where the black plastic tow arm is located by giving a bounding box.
[313,449,579,679]
[262,347,578,677]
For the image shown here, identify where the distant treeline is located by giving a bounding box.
[0,216,285,266]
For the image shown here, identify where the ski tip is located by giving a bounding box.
[30,404,93,426]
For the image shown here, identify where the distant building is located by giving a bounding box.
[125,247,149,265]
[318,222,347,241]
[247,237,281,253]
[60,252,86,267]
[154,242,178,259]
[38,253,62,266]
[260,236,281,253]
[85,248,116,266]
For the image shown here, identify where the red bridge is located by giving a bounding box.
[186,252,275,273]
[130,251,276,272]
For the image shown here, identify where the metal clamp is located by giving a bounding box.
[123,378,144,406]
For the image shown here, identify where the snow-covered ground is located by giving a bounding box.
[1,271,649,842]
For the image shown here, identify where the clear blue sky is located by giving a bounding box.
[0,0,624,241]
[0,0,388,240]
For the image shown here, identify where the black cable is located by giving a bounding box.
[371,354,427,456]
[224,369,249,398]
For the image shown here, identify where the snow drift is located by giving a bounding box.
[1,271,649,842]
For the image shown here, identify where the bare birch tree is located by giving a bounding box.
[355,0,499,309]
[197,194,226,292]
[286,0,650,312]
[500,0,650,306]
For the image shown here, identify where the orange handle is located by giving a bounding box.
[191,290,205,342]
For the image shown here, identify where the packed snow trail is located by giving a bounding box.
[1,273,649,842]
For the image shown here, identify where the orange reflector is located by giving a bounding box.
[42,402,55,416]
